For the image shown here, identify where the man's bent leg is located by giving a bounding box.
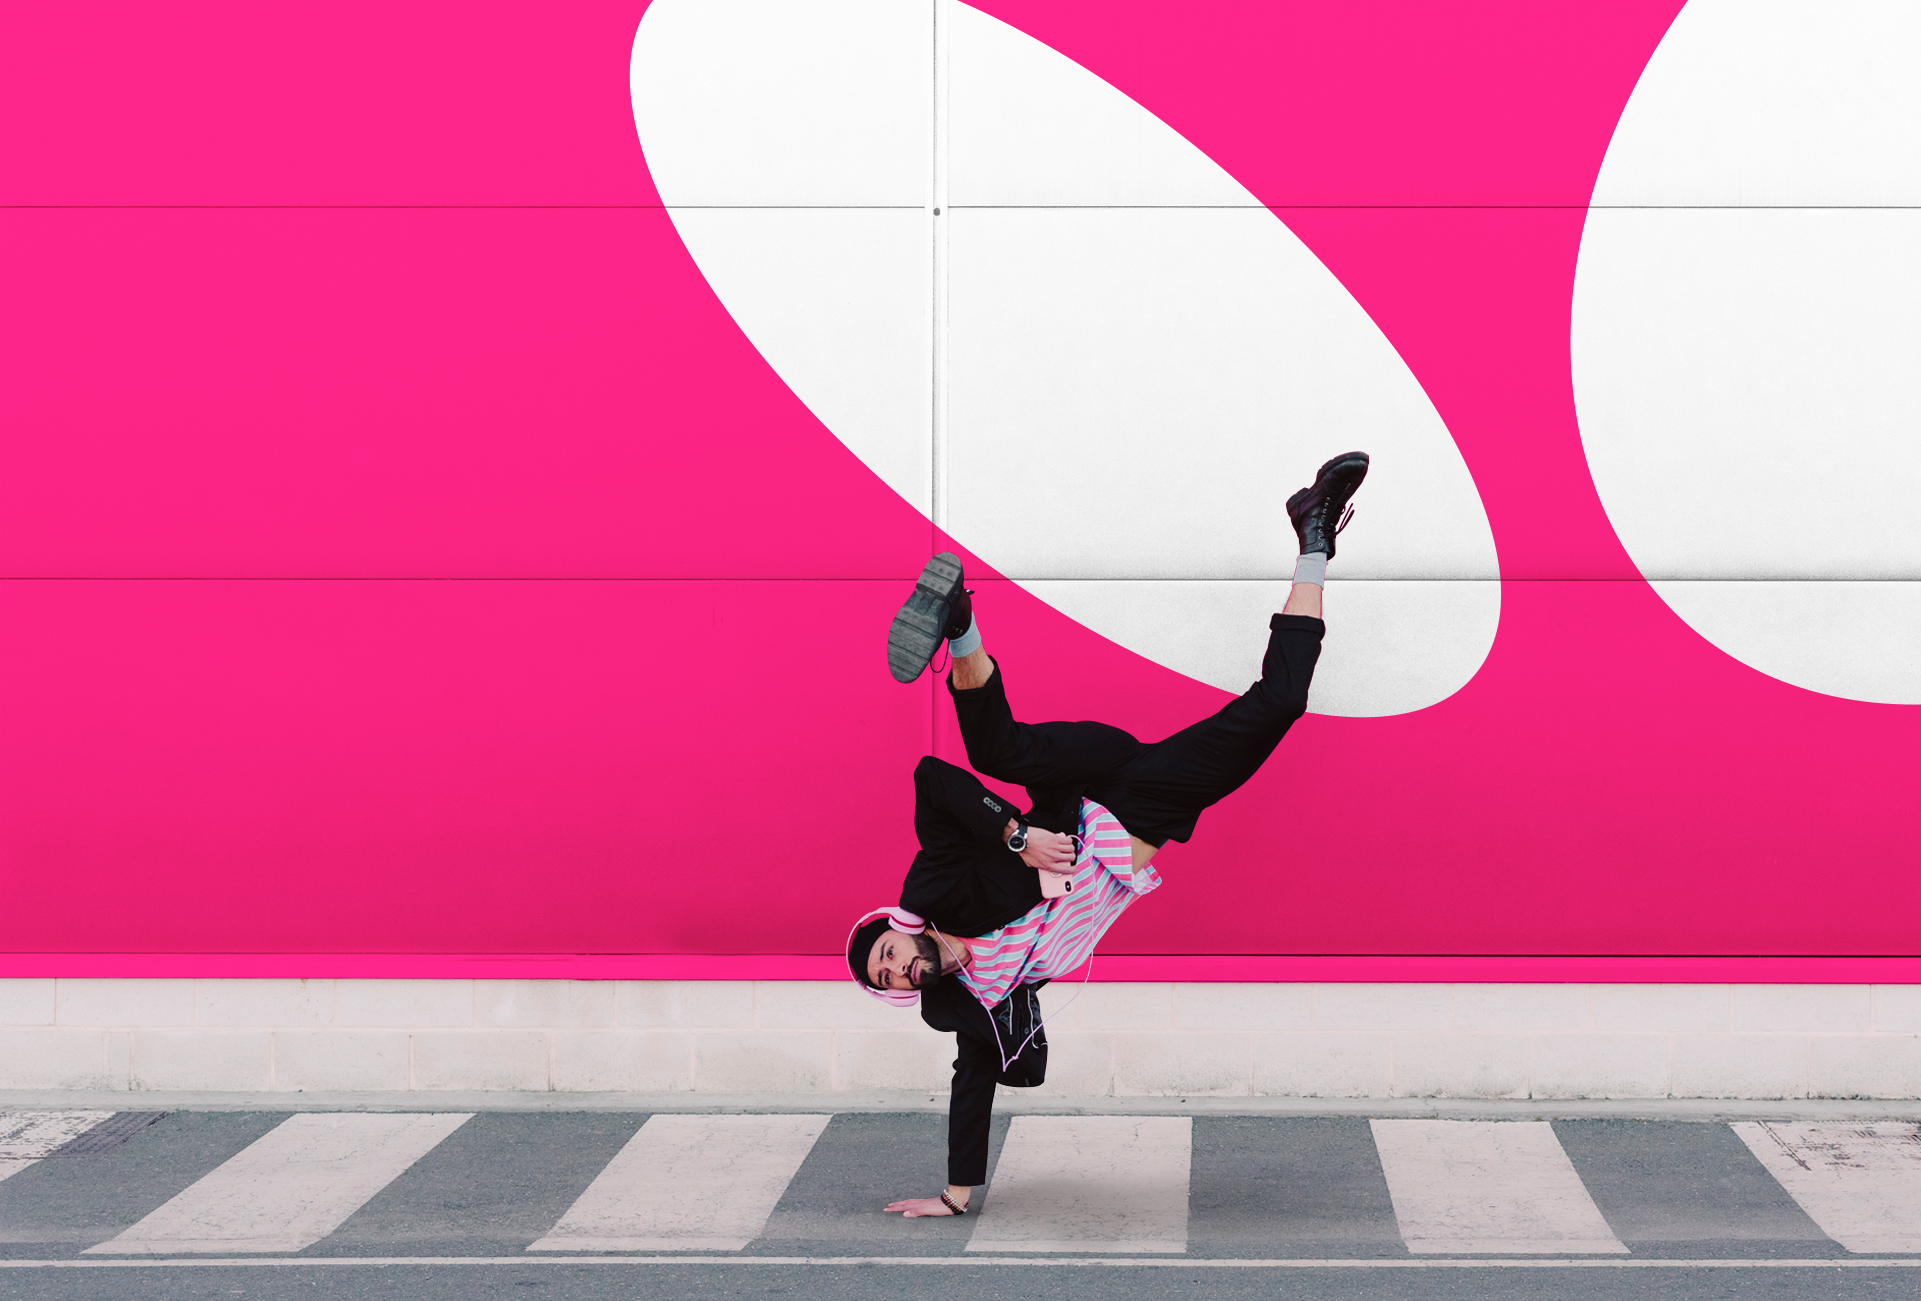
[951,645,993,691]
[1097,611,1324,845]
[947,650,1144,793]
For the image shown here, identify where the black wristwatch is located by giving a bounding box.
[1006,820,1029,853]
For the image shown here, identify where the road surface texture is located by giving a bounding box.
[6,1106,1921,1299]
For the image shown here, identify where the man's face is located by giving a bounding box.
[867,930,942,992]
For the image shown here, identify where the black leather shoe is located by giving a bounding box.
[1286,451,1369,559]
[888,552,973,683]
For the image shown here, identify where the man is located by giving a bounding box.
[846,452,1369,1219]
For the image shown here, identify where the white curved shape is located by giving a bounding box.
[1589,0,1921,206]
[632,0,1500,715]
[1575,0,1921,703]
[629,0,929,205]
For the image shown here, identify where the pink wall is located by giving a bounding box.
[2,0,1915,975]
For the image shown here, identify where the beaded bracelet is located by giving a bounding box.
[939,1190,969,1216]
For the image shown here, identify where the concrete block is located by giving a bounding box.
[1670,1035,1808,1099]
[334,980,473,1028]
[695,1031,833,1092]
[1391,1033,1530,1099]
[1808,1035,1921,1099]
[755,981,903,1030]
[131,1031,273,1091]
[1253,1033,1391,1098]
[273,1031,411,1091]
[1453,984,1591,1033]
[1020,1032,1115,1097]
[58,978,194,1027]
[617,981,756,1028]
[1172,983,1312,1031]
[197,979,333,1028]
[475,980,617,1029]
[1314,984,1452,1031]
[553,1031,694,1092]
[0,1030,127,1089]
[412,1032,550,1091]
[833,1029,957,1092]
[1067,983,1176,1031]
[107,1030,132,1084]
[1870,986,1921,1033]
[1531,1035,1671,1099]
[1111,1032,1250,1096]
[0,980,56,1026]
[1593,984,1732,1033]
[1733,984,1870,1034]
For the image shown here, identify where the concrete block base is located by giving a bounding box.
[1,978,1916,1100]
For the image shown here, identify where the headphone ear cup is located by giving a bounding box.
[846,907,927,1005]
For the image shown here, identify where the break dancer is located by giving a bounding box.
[845,452,1369,1219]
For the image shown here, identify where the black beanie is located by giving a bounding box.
[848,917,895,988]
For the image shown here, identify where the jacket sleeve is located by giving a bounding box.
[946,1025,1000,1187]
[914,755,1019,845]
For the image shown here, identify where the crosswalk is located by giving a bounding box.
[3,1110,1921,1260]
[1371,1119,1626,1254]
[0,1111,115,1186]
[86,1113,472,1255]
[529,1114,831,1252]
[966,1116,1192,1254]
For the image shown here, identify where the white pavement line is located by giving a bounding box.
[0,1158,40,1184]
[966,1115,1190,1254]
[1371,1119,1627,1255]
[528,1113,831,1253]
[82,1112,472,1256]
[0,1110,116,1158]
[1733,1121,1921,1254]
[2,1256,1920,1269]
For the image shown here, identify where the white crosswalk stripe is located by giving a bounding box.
[966,1116,1190,1254]
[1732,1121,1921,1253]
[528,1114,831,1253]
[83,1112,472,1255]
[0,1111,117,1187]
[0,1111,117,1159]
[1371,1120,1627,1254]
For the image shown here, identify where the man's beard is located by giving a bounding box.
[909,932,944,989]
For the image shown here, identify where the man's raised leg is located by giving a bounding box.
[1091,452,1368,845]
[951,644,994,691]
[1281,580,1322,620]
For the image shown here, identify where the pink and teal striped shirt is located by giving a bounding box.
[955,798,1160,1009]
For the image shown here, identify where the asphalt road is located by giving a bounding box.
[5,1108,1921,1300]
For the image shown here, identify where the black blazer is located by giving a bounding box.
[898,755,1063,938]
[896,755,1063,1186]
[919,976,1047,1187]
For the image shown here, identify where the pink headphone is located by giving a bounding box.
[846,906,927,1007]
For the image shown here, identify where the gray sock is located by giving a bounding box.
[948,615,982,658]
[1292,552,1328,587]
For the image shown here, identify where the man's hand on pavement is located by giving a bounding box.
[885,1194,964,1217]
[1020,827,1076,874]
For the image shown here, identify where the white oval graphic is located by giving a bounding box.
[632,0,1500,716]
[1574,0,1921,703]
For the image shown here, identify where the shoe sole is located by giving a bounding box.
[887,552,965,683]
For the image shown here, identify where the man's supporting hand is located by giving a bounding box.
[885,1184,971,1217]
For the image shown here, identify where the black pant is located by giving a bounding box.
[947,613,1324,846]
